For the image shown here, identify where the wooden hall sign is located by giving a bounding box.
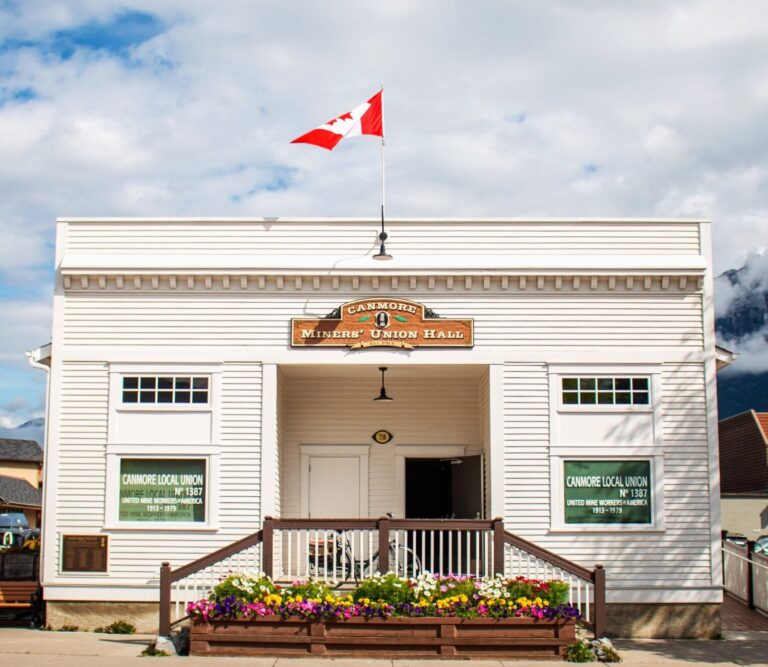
[292,298,474,349]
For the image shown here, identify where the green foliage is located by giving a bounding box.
[352,573,415,605]
[210,573,278,603]
[95,619,136,634]
[141,646,169,657]
[546,580,570,606]
[285,578,333,600]
[600,645,623,663]
[566,640,597,662]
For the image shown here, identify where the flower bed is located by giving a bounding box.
[188,573,580,659]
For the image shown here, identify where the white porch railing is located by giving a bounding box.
[159,517,606,637]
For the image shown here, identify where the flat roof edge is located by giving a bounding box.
[56,217,712,225]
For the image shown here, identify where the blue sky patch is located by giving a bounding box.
[582,163,599,175]
[0,10,165,63]
[229,166,297,202]
[49,10,165,60]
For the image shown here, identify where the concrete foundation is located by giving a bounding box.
[606,603,721,639]
[46,599,722,639]
[45,601,159,634]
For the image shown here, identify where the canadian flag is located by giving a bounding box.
[291,90,383,150]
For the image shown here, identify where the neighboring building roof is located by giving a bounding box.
[0,475,41,508]
[757,413,768,440]
[0,439,43,463]
[719,410,768,494]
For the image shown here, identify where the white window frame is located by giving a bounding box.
[104,364,222,530]
[104,449,220,531]
[549,450,665,533]
[299,445,370,518]
[108,364,221,415]
[549,364,663,448]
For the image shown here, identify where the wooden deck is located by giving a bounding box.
[722,593,768,632]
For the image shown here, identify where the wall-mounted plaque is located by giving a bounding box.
[292,298,474,349]
[62,535,108,573]
[119,458,206,523]
[563,460,652,525]
[372,430,394,444]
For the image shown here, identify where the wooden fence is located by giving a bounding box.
[723,540,768,615]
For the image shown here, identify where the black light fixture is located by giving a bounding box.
[373,206,393,260]
[373,366,393,401]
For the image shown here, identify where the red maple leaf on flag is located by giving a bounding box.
[327,112,353,126]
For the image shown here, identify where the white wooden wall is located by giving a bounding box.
[43,217,718,604]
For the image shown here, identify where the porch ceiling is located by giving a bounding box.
[279,364,487,381]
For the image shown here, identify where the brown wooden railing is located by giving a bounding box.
[504,530,605,635]
[159,517,606,637]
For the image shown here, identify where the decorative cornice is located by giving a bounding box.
[61,272,704,293]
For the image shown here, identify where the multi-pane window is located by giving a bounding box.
[562,377,649,406]
[122,376,209,404]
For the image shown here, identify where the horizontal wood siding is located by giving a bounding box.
[64,220,701,256]
[218,363,262,533]
[501,362,713,589]
[50,363,263,585]
[54,362,109,573]
[501,363,551,535]
[61,292,704,349]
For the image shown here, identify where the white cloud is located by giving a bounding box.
[1,0,768,421]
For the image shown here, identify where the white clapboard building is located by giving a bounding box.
[31,217,726,637]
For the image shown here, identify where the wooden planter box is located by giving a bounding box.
[190,615,576,659]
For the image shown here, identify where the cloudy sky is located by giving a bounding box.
[1,0,767,429]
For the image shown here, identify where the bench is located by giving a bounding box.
[0,581,38,608]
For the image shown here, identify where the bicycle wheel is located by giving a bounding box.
[389,545,422,578]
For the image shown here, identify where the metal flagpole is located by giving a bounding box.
[374,82,392,260]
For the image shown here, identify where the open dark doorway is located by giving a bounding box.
[404,455,483,574]
[405,456,482,519]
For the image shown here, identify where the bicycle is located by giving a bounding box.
[307,530,422,587]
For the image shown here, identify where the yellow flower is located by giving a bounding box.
[499,598,506,606]
[459,594,468,604]
[295,595,303,602]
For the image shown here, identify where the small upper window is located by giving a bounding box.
[562,377,649,406]
[122,376,209,405]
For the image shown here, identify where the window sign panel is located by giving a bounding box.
[563,460,652,524]
[119,459,206,522]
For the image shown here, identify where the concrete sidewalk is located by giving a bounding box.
[0,628,766,666]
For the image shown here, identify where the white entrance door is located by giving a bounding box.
[308,456,361,518]
[300,445,369,518]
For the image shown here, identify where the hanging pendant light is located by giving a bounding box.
[374,366,393,401]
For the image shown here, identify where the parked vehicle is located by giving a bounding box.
[0,513,30,550]
[754,535,768,555]
[724,533,748,547]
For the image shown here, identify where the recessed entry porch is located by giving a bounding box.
[278,364,490,521]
